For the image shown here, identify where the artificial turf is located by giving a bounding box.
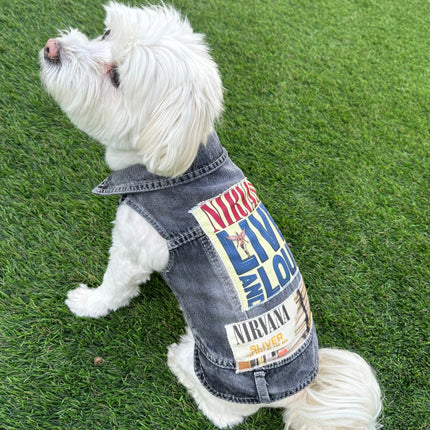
[0,0,429,428]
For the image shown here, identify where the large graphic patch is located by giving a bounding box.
[190,179,299,311]
[226,280,312,372]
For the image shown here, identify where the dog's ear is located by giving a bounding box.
[137,80,222,177]
[104,2,223,177]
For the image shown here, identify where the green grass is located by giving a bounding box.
[1,0,429,428]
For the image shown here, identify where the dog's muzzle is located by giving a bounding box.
[44,39,61,63]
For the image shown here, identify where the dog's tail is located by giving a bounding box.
[281,348,383,429]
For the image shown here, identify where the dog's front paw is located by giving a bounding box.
[65,284,109,318]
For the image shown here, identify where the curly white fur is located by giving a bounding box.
[40,3,382,429]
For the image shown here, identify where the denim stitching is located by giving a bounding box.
[194,348,319,404]
[93,148,228,195]
[122,197,170,240]
[199,234,245,317]
[194,336,236,369]
[194,321,315,373]
[194,348,257,404]
[167,225,205,250]
[193,340,319,404]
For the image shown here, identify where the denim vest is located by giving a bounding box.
[93,132,319,404]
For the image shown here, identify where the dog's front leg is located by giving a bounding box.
[65,204,169,318]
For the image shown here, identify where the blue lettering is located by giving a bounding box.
[244,282,265,307]
[281,244,297,275]
[248,206,280,252]
[239,274,258,287]
[238,219,268,263]
[240,274,265,307]
[257,266,280,299]
[217,230,258,275]
[273,254,291,287]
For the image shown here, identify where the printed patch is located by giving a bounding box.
[225,280,312,372]
[190,179,299,311]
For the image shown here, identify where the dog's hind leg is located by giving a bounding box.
[65,203,169,318]
[168,328,261,428]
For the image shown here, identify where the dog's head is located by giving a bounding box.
[40,2,223,176]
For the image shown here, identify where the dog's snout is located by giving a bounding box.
[44,38,60,62]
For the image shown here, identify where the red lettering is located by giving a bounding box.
[200,202,226,233]
[197,180,261,233]
[215,196,234,226]
[236,183,253,213]
[224,188,249,222]
[243,181,259,209]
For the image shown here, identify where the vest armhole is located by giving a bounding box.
[121,196,170,241]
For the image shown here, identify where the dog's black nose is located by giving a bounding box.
[44,39,60,62]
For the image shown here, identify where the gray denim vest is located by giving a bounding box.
[93,132,319,404]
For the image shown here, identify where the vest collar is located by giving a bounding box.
[93,131,227,195]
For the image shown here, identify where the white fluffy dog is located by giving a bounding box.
[40,3,382,428]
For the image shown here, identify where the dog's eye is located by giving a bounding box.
[109,65,120,88]
[102,29,111,40]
